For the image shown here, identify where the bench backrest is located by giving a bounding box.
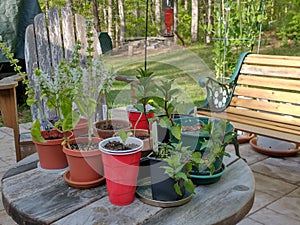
[228,52,300,129]
[24,7,102,122]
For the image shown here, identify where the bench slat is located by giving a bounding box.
[244,56,300,67]
[246,54,300,61]
[197,111,300,143]
[225,107,300,128]
[234,86,300,105]
[230,97,300,118]
[240,64,300,78]
[197,111,300,136]
[237,75,300,92]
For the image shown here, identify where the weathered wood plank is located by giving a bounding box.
[47,7,63,68]
[52,158,253,225]
[74,14,88,65]
[24,24,40,121]
[61,6,76,61]
[140,159,254,225]
[2,168,107,224]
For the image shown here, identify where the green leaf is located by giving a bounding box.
[31,120,45,143]
[159,116,172,128]
[184,179,195,194]
[62,111,80,132]
[174,182,182,196]
[171,124,181,140]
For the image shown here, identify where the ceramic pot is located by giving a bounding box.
[93,119,131,139]
[33,130,71,170]
[73,118,89,137]
[63,137,103,184]
[99,136,143,206]
[156,114,192,143]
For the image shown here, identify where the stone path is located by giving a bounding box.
[0,125,299,225]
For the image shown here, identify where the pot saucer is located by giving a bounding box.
[63,170,105,189]
[250,138,300,157]
[237,133,255,144]
[136,177,192,207]
[37,162,69,174]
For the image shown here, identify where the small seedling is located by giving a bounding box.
[118,130,133,144]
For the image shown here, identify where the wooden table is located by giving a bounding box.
[2,152,255,225]
[0,74,22,161]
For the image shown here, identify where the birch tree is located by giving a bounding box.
[191,0,199,42]
[118,0,126,43]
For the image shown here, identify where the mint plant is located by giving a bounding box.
[160,142,202,196]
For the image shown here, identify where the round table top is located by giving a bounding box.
[2,152,254,225]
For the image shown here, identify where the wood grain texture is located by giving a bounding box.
[2,153,254,225]
[197,53,300,144]
[47,7,63,68]
[61,7,75,61]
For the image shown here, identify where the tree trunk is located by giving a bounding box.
[174,0,178,44]
[191,0,199,43]
[66,0,73,8]
[155,0,161,25]
[108,0,114,39]
[118,0,126,43]
[206,0,212,43]
[92,0,101,32]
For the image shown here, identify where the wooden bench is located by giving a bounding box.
[193,52,300,145]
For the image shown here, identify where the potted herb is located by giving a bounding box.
[190,119,237,185]
[128,68,155,132]
[99,130,144,206]
[93,67,131,139]
[0,36,83,170]
[62,23,116,187]
[148,140,201,201]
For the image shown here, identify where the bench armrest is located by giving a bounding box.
[195,52,250,112]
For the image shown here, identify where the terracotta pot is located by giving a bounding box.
[99,136,143,206]
[73,118,89,137]
[33,130,71,170]
[93,119,131,139]
[122,129,153,156]
[63,137,103,183]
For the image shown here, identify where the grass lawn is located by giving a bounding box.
[1,43,300,127]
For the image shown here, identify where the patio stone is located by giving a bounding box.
[266,187,300,223]
[249,173,296,214]
[226,142,268,165]
[237,217,263,225]
[250,157,300,185]
[249,208,300,225]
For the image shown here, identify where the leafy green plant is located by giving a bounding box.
[198,119,236,175]
[157,142,202,196]
[151,78,181,141]
[132,68,156,134]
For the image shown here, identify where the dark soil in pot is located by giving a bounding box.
[103,141,139,150]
